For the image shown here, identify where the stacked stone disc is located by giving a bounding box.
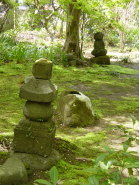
[91,32,110,65]
[13,58,57,157]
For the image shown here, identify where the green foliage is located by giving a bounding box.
[85,116,139,185]
[85,176,99,185]
[33,117,139,185]
[34,166,59,185]
[0,31,67,64]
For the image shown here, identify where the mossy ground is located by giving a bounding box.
[0,62,139,184]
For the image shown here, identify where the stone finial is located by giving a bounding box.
[94,32,104,40]
[32,58,53,80]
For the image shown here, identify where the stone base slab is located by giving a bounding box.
[10,150,61,172]
[13,118,56,157]
[92,56,110,65]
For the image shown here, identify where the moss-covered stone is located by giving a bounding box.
[19,77,57,102]
[92,56,110,65]
[32,58,53,80]
[94,40,105,49]
[92,48,107,57]
[94,32,104,40]
[0,157,28,185]
[23,101,53,121]
[57,90,95,127]
[13,118,56,157]
[11,150,61,172]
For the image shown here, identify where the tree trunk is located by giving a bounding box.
[118,30,125,51]
[63,0,81,58]
[80,12,85,53]
[0,5,10,32]
[59,19,64,37]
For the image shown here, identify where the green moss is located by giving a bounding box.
[56,160,92,185]
[113,97,139,113]
[0,132,13,140]
[0,62,139,184]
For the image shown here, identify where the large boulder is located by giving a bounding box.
[57,90,95,127]
[0,157,28,185]
[19,77,57,102]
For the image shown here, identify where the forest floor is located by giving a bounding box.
[0,60,139,184]
[0,32,139,184]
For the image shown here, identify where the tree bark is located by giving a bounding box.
[118,30,125,51]
[63,0,81,58]
[59,19,64,37]
[0,5,10,32]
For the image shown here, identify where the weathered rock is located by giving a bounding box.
[32,58,53,80]
[16,117,55,129]
[92,56,110,65]
[24,76,32,84]
[19,77,57,102]
[57,90,95,127]
[11,150,61,172]
[13,118,56,157]
[23,101,53,121]
[94,32,104,40]
[94,40,105,49]
[0,157,28,185]
[92,49,107,57]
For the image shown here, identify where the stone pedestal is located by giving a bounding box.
[91,32,110,65]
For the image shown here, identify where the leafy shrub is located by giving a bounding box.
[0,31,67,64]
[34,166,59,185]
[85,115,139,185]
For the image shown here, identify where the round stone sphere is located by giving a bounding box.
[32,58,52,80]
[94,32,104,40]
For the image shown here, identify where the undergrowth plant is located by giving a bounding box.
[86,115,139,185]
[0,31,67,65]
[34,166,59,185]
[34,116,138,185]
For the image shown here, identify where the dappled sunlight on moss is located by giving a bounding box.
[0,62,139,184]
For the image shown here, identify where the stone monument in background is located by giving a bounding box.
[91,32,110,65]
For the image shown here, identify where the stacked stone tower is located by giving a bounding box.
[91,32,110,65]
[0,59,59,185]
[13,58,58,164]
